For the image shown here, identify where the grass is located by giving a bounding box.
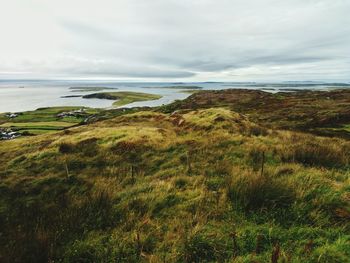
[328,124,350,131]
[145,85,203,90]
[0,107,100,134]
[82,91,162,107]
[181,89,203,94]
[0,121,76,128]
[159,89,350,138]
[18,129,60,135]
[0,90,349,262]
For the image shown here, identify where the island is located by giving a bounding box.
[70,87,117,92]
[145,85,203,90]
[82,91,162,107]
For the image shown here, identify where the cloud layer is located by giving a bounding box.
[0,0,349,81]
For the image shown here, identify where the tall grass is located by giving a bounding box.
[0,107,349,262]
[227,169,295,212]
[275,132,350,168]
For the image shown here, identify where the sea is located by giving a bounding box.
[0,79,348,113]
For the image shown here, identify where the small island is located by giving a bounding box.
[82,91,162,107]
[70,87,117,92]
[146,85,203,90]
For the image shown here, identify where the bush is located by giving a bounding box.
[76,138,99,157]
[58,138,99,157]
[63,236,109,263]
[247,145,268,171]
[174,177,188,189]
[59,142,74,154]
[276,133,350,168]
[248,124,269,136]
[181,230,230,262]
[227,171,295,211]
[205,177,225,191]
[310,237,350,263]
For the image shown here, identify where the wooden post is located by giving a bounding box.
[261,151,265,177]
[131,165,134,179]
[187,151,192,174]
[135,231,142,258]
[271,243,280,263]
[255,234,263,254]
[64,157,70,178]
[231,232,239,257]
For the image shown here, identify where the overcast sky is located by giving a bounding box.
[0,0,349,81]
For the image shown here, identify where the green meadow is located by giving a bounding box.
[82,91,162,107]
[0,107,100,135]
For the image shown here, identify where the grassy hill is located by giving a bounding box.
[162,89,350,138]
[0,90,349,262]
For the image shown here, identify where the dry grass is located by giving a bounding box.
[0,106,349,262]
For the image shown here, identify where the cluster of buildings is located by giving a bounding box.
[5,113,19,119]
[0,129,21,140]
[56,108,86,118]
[1,113,21,140]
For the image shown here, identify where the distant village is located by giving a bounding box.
[6,113,19,119]
[1,109,89,140]
[0,113,21,140]
[0,128,21,140]
[56,108,86,118]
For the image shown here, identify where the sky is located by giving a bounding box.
[0,0,349,82]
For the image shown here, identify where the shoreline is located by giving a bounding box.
[1,81,349,113]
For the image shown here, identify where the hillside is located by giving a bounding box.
[162,89,350,138]
[0,90,349,262]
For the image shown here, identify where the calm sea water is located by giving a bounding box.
[0,80,347,113]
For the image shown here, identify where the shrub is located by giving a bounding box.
[274,165,295,177]
[68,159,87,170]
[58,138,99,157]
[111,238,140,262]
[205,177,225,191]
[174,177,188,189]
[63,236,109,263]
[248,124,269,136]
[181,230,230,262]
[74,190,116,230]
[59,142,74,154]
[276,133,350,168]
[310,237,350,263]
[76,138,99,157]
[247,145,267,171]
[227,171,295,211]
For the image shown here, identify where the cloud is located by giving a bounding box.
[60,20,117,42]
[0,0,349,81]
[61,60,196,78]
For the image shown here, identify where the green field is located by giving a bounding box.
[146,85,203,90]
[83,91,162,107]
[0,107,100,135]
[180,89,203,94]
[0,121,77,134]
[341,124,350,132]
[0,121,76,128]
